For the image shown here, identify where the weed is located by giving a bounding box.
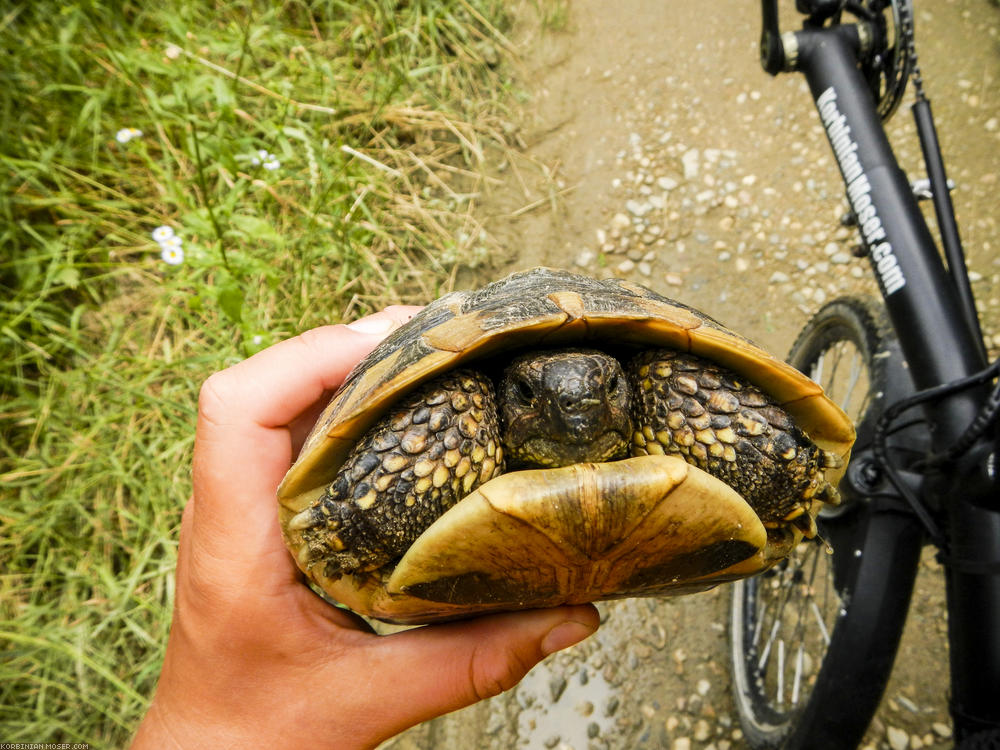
[0,0,520,743]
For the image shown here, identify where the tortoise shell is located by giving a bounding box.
[278,268,854,623]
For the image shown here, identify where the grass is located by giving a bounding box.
[0,0,526,743]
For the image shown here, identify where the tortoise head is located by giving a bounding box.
[498,348,633,469]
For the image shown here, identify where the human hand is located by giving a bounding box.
[130,308,600,750]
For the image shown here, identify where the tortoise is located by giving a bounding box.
[277,268,854,624]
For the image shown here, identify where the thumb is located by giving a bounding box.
[354,605,599,742]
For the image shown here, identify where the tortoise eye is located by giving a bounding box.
[608,372,621,394]
[513,377,535,403]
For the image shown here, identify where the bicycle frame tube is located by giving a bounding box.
[790,25,1000,738]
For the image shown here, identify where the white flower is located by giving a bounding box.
[160,245,185,266]
[152,225,175,243]
[251,334,264,346]
[116,127,143,144]
[251,149,280,170]
[159,235,183,251]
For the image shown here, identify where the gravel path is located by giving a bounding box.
[383,2,1000,748]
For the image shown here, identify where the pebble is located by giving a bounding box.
[605,696,620,717]
[575,250,596,267]
[887,726,909,750]
[682,148,700,180]
[769,271,790,284]
[693,719,711,741]
[658,176,679,191]
[696,679,711,696]
[550,675,568,702]
[611,212,631,229]
[626,199,652,217]
[830,251,852,265]
[932,722,952,738]
[665,272,683,286]
[672,738,691,750]
[617,259,636,273]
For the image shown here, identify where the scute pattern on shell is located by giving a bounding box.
[629,349,834,525]
[294,369,504,577]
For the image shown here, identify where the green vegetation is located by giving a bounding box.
[0,0,522,743]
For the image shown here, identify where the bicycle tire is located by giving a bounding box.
[729,297,926,749]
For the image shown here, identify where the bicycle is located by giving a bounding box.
[726,2,1000,748]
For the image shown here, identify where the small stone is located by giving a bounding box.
[824,241,840,256]
[830,252,852,265]
[932,722,952,738]
[696,678,711,696]
[665,272,683,286]
[673,738,691,750]
[693,719,711,741]
[587,722,600,739]
[578,700,594,717]
[549,675,567,702]
[769,271,790,284]
[665,716,679,732]
[641,703,657,720]
[626,199,652,217]
[575,250,596,268]
[658,176,679,191]
[736,258,750,272]
[544,735,561,749]
[611,212,631,229]
[682,148,700,180]
[887,726,909,750]
[617,259,636,274]
[605,696,620,717]
[638,261,653,277]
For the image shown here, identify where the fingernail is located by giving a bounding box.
[540,620,597,656]
[346,316,397,334]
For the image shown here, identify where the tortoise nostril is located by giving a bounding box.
[557,391,599,414]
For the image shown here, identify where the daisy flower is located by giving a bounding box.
[151,225,175,243]
[116,127,143,144]
[160,245,185,266]
[159,234,183,251]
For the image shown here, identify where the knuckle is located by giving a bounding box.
[197,371,232,424]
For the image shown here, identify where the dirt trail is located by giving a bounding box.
[385,2,1000,748]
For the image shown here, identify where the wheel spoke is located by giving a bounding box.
[729,299,887,746]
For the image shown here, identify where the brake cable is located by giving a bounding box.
[872,358,1000,547]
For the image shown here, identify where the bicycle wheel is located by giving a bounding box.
[730,297,926,749]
